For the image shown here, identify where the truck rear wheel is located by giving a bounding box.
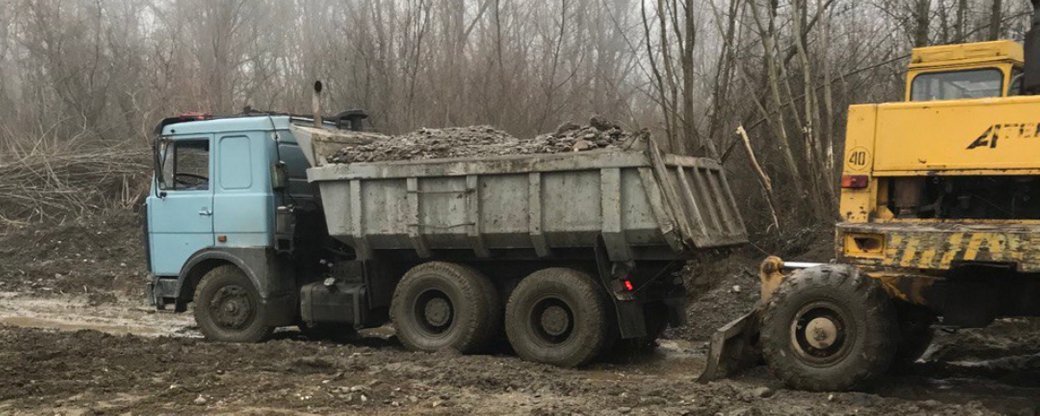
[193,265,274,343]
[760,265,898,391]
[505,268,610,367]
[390,262,500,353]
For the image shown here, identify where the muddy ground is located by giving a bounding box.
[1,212,1039,415]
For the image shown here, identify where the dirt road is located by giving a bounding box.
[1,214,1038,415]
[1,292,1038,415]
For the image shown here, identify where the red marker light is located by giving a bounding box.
[623,280,635,291]
[178,112,211,120]
[841,175,869,189]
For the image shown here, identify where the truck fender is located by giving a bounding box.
[174,247,296,326]
[593,237,647,339]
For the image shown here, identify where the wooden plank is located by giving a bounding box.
[527,172,551,257]
[406,177,432,258]
[466,175,490,258]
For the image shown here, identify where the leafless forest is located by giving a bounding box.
[0,0,1032,231]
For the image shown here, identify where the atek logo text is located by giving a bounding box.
[967,123,1040,149]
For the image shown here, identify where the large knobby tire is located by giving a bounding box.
[760,265,898,391]
[194,265,274,343]
[390,262,501,353]
[505,268,611,367]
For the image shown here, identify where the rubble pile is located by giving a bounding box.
[326,117,648,164]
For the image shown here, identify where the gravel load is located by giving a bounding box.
[326,117,649,164]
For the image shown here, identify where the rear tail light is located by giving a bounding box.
[841,175,869,189]
[611,275,636,301]
[622,279,635,292]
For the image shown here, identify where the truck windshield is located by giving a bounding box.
[910,69,1003,101]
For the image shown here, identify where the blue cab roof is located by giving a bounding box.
[162,115,294,137]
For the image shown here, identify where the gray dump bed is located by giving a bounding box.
[294,125,747,262]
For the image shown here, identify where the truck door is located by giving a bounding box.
[212,134,269,248]
[147,136,215,276]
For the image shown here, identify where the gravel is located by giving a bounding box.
[326,117,650,164]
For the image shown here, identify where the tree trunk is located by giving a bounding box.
[988,0,1003,40]
[955,0,968,41]
[746,0,808,203]
[914,0,931,47]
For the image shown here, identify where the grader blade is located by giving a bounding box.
[698,256,817,382]
[697,309,762,382]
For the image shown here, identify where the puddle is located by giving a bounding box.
[0,295,197,337]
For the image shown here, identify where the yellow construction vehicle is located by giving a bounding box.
[701,2,1040,391]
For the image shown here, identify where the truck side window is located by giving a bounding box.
[160,140,210,191]
[910,69,1003,101]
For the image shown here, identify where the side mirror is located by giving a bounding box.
[272,162,289,191]
[1023,2,1040,94]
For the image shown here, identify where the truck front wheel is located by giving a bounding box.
[390,262,501,353]
[193,265,274,343]
[505,268,610,367]
[760,265,898,391]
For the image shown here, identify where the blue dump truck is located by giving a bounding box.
[144,106,747,366]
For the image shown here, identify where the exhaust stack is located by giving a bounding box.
[1024,1,1040,94]
[312,81,323,127]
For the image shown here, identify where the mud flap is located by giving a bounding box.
[697,308,763,382]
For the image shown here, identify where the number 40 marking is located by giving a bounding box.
[847,148,869,170]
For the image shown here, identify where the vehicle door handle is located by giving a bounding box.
[199,208,213,216]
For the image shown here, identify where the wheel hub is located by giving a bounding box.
[530,298,574,344]
[540,305,571,337]
[805,317,838,349]
[209,285,252,329]
[789,302,851,365]
[424,297,452,328]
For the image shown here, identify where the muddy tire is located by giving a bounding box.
[505,268,610,367]
[194,265,274,343]
[760,265,898,391]
[390,262,501,353]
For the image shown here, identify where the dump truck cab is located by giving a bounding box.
[144,115,315,325]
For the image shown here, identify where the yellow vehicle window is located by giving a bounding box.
[910,69,1003,101]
